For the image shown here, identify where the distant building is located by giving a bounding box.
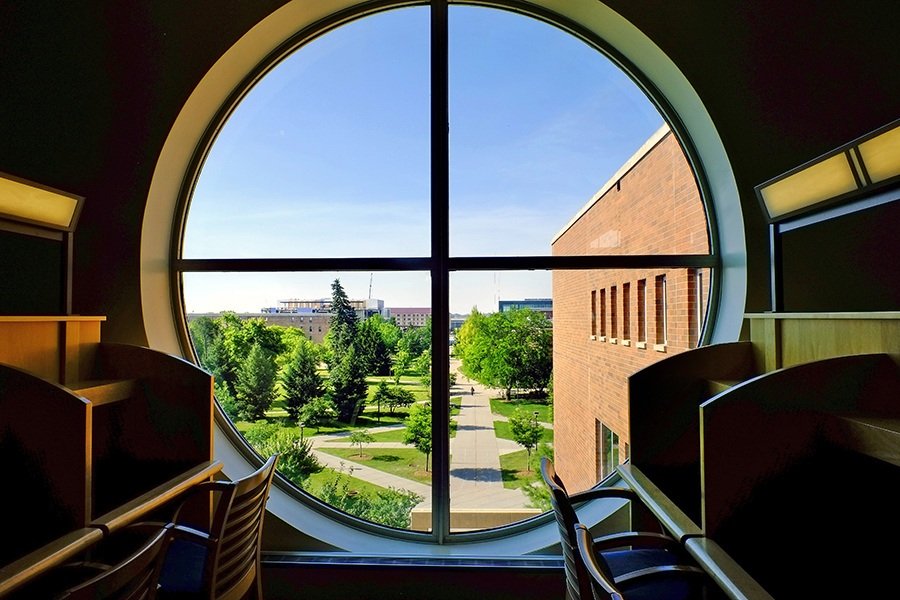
[388,307,431,329]
[551,124,710,492]
[276,297,388,321]
[188,310,332,343]
[498,298,553,320]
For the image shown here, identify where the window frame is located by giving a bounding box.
[169,0,721,545]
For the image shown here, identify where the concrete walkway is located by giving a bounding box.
[306,363,546,512]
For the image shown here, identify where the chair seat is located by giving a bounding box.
[604,549,701,600]
[158,537,208,596]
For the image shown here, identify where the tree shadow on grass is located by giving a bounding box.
[371,454,401,463]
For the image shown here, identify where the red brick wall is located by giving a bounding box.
[551,131,710,492]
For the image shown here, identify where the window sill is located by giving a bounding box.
[621,339,631,347]
[609,338,618,345]
[590,334,596,341]
[636,341,647,350]
[653,343,666,353]
[599,336,607,342]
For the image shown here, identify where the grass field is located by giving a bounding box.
[498,449,538,489]
[489,397,552,423]
[492,420,553,443]
[319,447,432,485]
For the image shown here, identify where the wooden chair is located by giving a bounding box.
[540,458,700,600]
[55,527,170,600]
[156,455,279,600]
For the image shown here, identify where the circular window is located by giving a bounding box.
[175,3,717,538]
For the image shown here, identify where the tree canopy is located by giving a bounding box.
[455,308,552,397]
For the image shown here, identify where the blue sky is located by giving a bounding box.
[182,6,662,314]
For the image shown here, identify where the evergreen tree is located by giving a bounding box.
[281,339,324,420]
[234,343,277,421]
[356,316,392,375]
[329,278,358,360]
[329,344,368,423]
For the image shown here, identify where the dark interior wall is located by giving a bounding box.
[0,1,897,333]
[0,1,288,342]
[604,0,900,312]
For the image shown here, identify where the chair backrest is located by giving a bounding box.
[541,457,590,600]
[541,458,619,600]
[206,454,278,600]
[57,527,169,600]
[574,523,625,600]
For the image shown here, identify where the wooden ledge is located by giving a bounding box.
[685,537,774,600]
[69,379,138,406]
[90,460,223,534]
[0,528,103,597]
[0,315,106,323]
[615,464,702,542]
[822,414,900,467]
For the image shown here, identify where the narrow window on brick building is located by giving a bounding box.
[622,282,631,342]
[695,270,704,347]
[610,285,618,341]
[599,289,607,338]
[597,422,620,480]
[655,274,667,347]
[591,289,597,339]
[637,278,647,345]
[687,268,702,348]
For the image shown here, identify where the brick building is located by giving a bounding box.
[551,124,711,492]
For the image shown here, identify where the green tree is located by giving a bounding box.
[328,278,358,361]
[398,320,431,358]
[281,339,324,420]
[234,343,277,420]
[385,385,415,414]
[356,315,392,375]
[372,380,391,422]
[508,408,545,472]
[348,429,374,457]
[317,464,423,529]
[329,344,368,423]
[299,396,336,434]
[455,308,552,398]
[404,402,432,471]
[243,421,322,486]
[392,349,413,383]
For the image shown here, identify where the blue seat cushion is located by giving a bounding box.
[158,537,208,596]
[603,549,701,600]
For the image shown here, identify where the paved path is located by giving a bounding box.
[448,380,528,509]
[307,362,545,511]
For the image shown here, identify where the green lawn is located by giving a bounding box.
[498,449,540,489]
[489,397,552,423]
[492,420,553,443]
[319,447,432,485]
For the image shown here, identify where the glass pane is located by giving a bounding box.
[449,6,671,257]
[449,270,554,531]
[183,8,430,259]
[183,271,433,531]
[447,265,711,528]
[552,267,709,494]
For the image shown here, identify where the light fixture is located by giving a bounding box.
[756,119,900,222]
[0,171,83,232]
